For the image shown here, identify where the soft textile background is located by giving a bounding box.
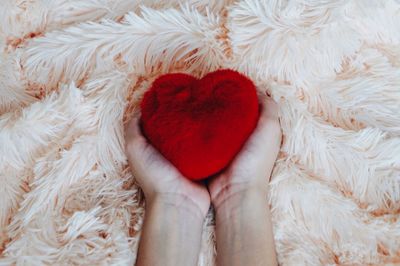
[1,0,400,265]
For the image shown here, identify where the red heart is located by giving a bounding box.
[140,69,260,181]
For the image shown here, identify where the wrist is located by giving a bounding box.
[146,192,208,219]
[212,184,268,213]
[137,192,207,266]
[212,185,277,266]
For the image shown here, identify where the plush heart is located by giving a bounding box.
[140,69,260,181]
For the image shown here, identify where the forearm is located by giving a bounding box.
[136,194,205,266]
[214,188,277,266]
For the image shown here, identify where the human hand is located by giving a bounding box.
[125,115,210,218]
[208,95,282,209]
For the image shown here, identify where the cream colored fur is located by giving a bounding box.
[1,0,400,265]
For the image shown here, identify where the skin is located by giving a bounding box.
[125,94,281,266]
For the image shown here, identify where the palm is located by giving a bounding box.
[125,117,210,216]
[208,97,281,200]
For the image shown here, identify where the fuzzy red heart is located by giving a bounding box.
[140,69,260,181]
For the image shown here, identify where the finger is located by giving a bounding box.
[125,116,149,165]
[259,93,279,122]
[243,93,282,151]
[125,116,169,166]
[125,114,146,143]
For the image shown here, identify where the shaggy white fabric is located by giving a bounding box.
[1,0,400,265]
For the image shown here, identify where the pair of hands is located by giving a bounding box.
[125,95,281,219]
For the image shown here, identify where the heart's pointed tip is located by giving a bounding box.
[184,172,215,182]
[186,176,209,182]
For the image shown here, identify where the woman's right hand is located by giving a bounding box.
[208,95,282,209]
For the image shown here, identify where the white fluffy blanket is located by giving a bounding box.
[1,0,400,265]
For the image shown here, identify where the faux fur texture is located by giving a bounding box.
[1,0,400,265]
[140,69,259,180]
